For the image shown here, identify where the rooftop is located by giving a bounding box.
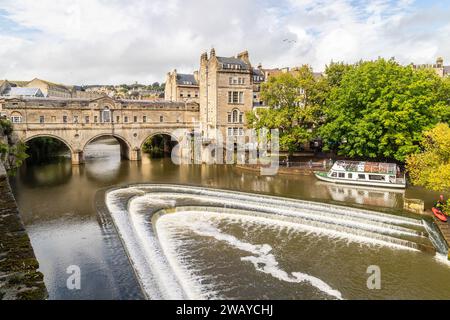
[217,56,250,70]
[332,160,398,174]
[176,73,198,86]
[3,87,44,97]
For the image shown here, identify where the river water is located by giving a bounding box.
[9,138,450,300]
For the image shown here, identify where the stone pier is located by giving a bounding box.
[0,164,47,300]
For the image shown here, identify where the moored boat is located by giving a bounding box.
[314,160,406,189]
[432,207,447,222]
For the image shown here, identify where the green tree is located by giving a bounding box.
[320,58,450,162]
[247,65,328,154]
[0,119,28,175]
[406,123,450,193]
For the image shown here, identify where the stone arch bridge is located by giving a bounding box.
[0,96,200,164]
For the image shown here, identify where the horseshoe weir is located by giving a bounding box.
[104,184,449,300]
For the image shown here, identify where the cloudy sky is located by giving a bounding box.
[0,0,449,85]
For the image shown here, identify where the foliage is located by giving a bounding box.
[142,135,171,158]
[319,58,450,162]
[406,123,450,193]
[0,119,28,175]
[26,137,68,163]
[247,65,329,154]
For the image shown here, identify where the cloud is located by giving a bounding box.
[0,0,449,85]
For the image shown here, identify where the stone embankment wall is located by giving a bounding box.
[0,163,47,300]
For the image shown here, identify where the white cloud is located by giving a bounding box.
[0,0,449,84]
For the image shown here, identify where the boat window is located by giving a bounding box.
[369,175,385,181]
[358,174,366,179]
[331,172,337,177]
[348,173,353,179]
[338,173,345,178]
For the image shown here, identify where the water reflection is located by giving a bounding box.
[9,137,443,299]
[318,182,404,208]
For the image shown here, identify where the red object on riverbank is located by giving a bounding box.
[432,207,447,222]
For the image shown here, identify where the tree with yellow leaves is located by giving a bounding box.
[407,123,450,193]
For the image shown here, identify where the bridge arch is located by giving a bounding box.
[24,134,74,154]
[140,131,181,159]
[82,133,132,162]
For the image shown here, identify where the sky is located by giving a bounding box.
[0,0,449,85]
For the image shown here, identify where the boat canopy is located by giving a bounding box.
[332,160,398,175]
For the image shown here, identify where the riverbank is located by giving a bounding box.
[235,163,328,175]
[0,163,47,300]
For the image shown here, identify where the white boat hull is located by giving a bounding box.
[314,172,406,189]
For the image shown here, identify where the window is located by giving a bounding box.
[331,172,337,177]
[348,173,353,179]
[180,93,184,97]
[101,107,111,123]
[134,116,138,123]
[232,109,239,123]
[358,174,366,179]
[94,116,98,123]
[239,113,243,123]
[239,128,244,136]
[369,175,385,181]
[124,116,128,123]
[39,116,45,124]
[233,127,238,136]
[85,116,89,123]
[227,113,232,123]
[338,173,345,178]
[227,127,232,136]
[195,92,198,98]
[116,116,120,123]
[228,91,244,104]
[160,115,164,123]
[187,93,191,98]
[63,115,68,123]
[143,116,147,123]
[73,116,78,124]
[11,116,22,123]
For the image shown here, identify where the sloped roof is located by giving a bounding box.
[176,73,198,86]
[217,56,250,70]
[252,68,264,77]
[28,78,70,90]
[5,87,44,97]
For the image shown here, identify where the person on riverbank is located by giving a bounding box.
[435,195,448,215]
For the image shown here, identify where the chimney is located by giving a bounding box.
[210,47,216,58]
[193,70,199,82]
[237,50,250,65]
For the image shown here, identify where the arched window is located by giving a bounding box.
[101,107,111,123]
[232,109,239,123]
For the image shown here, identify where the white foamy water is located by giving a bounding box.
[105,184,441,300]
[156,211,343,299]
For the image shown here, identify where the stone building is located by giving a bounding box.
[26,78,72,98]
[164,70,200,103]
[412,57,450,78]
[198,49,255,140]
[0,96,199,164]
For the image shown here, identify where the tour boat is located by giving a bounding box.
[314,160,406,189]
[432,207,447,222]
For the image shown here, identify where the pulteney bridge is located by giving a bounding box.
[0,96,200,164]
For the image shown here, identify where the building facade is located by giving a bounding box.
[0,96,199,164]
[164,70,200,103]
[412,57,450,78]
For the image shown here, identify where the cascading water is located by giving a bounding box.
[105,184,449,300]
